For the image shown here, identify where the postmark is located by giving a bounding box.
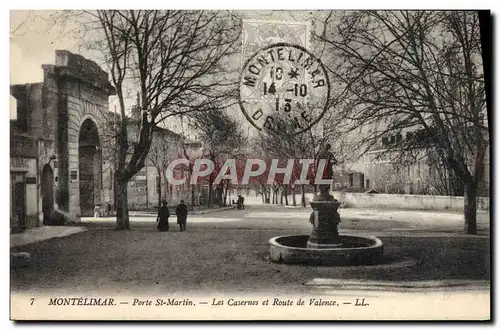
[239,43,330,134]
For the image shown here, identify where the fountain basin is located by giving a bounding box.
[269,235,383,266]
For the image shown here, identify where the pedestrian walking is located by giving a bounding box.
[106,202,112,216]
[238,195,245,210]
[236,195,242,210]
[176,200,188,232]
[156,200,170,232]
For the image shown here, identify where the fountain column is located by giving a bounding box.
[307,143,342,248]
[307,186,342,248]
[269,142,383,265]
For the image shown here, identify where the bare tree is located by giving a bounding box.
[257,118,314,207]
[52,10,241,229]
[315,11,488,234]
[188,107,247,208]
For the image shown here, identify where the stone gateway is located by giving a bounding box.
[10,50,115,225]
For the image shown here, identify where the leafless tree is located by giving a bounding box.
[188,107,247,208]
[51,10,241,229]
[314,10,488,234]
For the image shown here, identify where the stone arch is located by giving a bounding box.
[78,118,102,216]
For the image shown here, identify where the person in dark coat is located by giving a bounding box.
[236,195,241,210]
[176,200,188,232]
[156,200,170,232]
[237,195,245,210]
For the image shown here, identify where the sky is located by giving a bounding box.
[10,10,79,84]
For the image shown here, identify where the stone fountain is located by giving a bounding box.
[269,145,383,266]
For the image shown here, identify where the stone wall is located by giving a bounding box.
[334,191,490,211]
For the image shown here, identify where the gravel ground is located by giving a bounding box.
[11,223,490,296]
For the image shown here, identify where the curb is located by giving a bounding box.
[305,278,490,290]
[193,206,236,215]
[10,227,87,249]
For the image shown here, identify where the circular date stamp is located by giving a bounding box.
[239,43,330,134]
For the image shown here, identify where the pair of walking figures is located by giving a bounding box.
[157,200,188,232]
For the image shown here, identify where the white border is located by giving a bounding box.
[3,2,498,329]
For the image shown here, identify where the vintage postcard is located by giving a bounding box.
[9,9,491,321]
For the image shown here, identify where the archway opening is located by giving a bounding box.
[41,164,54,225]
[78,119,102,216]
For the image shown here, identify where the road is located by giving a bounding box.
[11,204,490,320]
[82,204,490,236]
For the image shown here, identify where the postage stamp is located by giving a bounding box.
[241,19,310,64]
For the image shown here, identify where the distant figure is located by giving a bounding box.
[237,195,245,210]
[176,200,188,232]
[93,205,101,218]
[106,202,112,216]
[156,200,170,232]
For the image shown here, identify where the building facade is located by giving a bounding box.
[363,132,490,197]
[125,124,204,210]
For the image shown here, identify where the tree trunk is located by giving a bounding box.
[263,185,270,204]
[190,184,195,211]
[217,186,224,206]
[157,167,162,208]
[291,187,297,206]
[208,182,213,208]
[280,190,284,205]
[223,185,229,206]
[464,183,478,234]
[284,186,289,206]
[115,175,130,230]
[300,184,306,207]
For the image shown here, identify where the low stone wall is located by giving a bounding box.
[333,191,490,211]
